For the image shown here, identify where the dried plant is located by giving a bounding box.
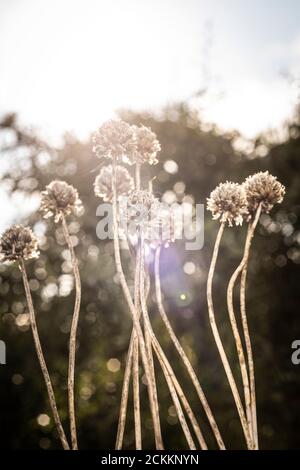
[40,180,83,223]
[93,120,164,449]
[94,164,134,202]
[93,120,213,450]
[0,225,70,450]
[154,245,225,450]
[41,180,83,450]
[207,182,253,449]
[131,124,161,166]
[227,172,285,449]
[92,119,136,163]
[139,235,207,450]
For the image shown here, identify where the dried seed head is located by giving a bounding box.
[207,181,248,226]
[40,180,83,223]
[131,125,161,165]
[0,224,39,263]
[92,120,136,163]
[94,165,134,202]
[127,189,157,208]
[243,171,285,216]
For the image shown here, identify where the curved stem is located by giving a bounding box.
[20,260,70,450]
[239,207,262,449]
[115,330,134,449]
[207,222,253,449]
[61,215,81,450]
[115,244,142,450]
[140,240,207,450]
[112,156,164,450]
[133,245,142,449]
[155,246,225,450]
[227,205,261,449]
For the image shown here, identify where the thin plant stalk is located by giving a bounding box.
[115,246,142,450]
[20,259,70,450]
[138,239,162,443]
[207,222,253,449]
[61,214,81,450]
[132,244,142,449]
[132,163,142,449]
[140,240,207,450]
[230,204,262,449]
[115,330,134,449]
[111,156,164,450]
[154,245,225,450]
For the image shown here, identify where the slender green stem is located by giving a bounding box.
[61,214,81,450]
[155,245,225,450]
[20,260,70,450]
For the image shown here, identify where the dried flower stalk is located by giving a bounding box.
[115,329,134,449]
[140,239,207,450]
[20,259,70,450]
[0,224,70,450]
[154,245,225,450]
[226,205,262,447]
[207,222,253,449]
[111,156,164,449]
[41,180,82,450]
[61,215,82,450]
[229,172,285,450]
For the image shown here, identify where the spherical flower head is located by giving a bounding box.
[0,224,39,263]
[207,181,248,227]
[131,125,161,165]
[92,120,136,163]
[40,180,83,223]
[94,165,134,202]
[243,171,285,216]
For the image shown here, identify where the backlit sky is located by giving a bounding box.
[1,0,300,140]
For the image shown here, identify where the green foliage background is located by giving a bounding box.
[0,105,299,449]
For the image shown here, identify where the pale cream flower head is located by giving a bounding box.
[131,125,161,165]
[207,181,248,227]
[243,171,285,216]
[92,119,136,163]
[40,180,83,223]
[94,165,134,202]
[0,224,39,263]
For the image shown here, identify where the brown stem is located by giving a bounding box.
[140,240,207,450]
[239,206,262,449]
[138,239,163,446]
[61,214,81,450]
[132,244,142,449]
[207,222,253,449]
[112,156,164,450]
[20,260,70,450]
[115,330,134,449]
[154,245,225,450]
[115,244,142,450]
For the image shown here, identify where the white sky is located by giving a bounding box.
[1,0,300,141]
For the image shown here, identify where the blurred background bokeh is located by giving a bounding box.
[0,0,300,450]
